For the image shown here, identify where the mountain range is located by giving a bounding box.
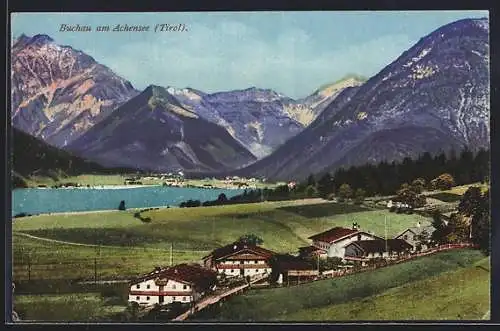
[11,34,139,147]
[66,85,257,172]
[11,18,490,181]
[224,18,490,180]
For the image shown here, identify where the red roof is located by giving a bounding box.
[308,227,359,243]
[131,263,217,289]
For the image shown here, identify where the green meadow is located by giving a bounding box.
[192,249,488,321]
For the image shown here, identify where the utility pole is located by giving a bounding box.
[27,250,32,281]
[384,215,388,255]
[170,243,173,266]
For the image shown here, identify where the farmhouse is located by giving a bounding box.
[203,241,275,278]
[344,239,413,262]
[128,263,217,306]
[396,223,435,251]
[305,226,382,258]
[270,254,319,284]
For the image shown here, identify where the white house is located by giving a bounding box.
[203,241,275,278]
[395,223,435,251]
[306,226,383,259]
[128,263,217,307]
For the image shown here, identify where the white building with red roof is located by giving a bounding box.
[303,226,382,258]
[128,263,217,306]
[203,241,276,278]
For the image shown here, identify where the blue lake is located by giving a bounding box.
[12,186,244,216]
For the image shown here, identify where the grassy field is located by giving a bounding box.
[14,292,127,322]
[192,249,487,321]
[427,192,463,203]
[444,183,489,195]
[284,257,490,321]
[13,200,431,254]
[13,234,205,281]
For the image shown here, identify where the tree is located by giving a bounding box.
[445,213,470,243]
[458,187,483,217]
[337,183,353,202]
[471,189,490,254]
[415,229,431,251]
[305,185,318,198]
[411,178,426,194]
[238,234,264,246]
[431,173,455,190]
[217,193,228,203]
[307,174,316,187]
[317,173,333,198]
[395,184,426,208]
[431,211,449,245]
[354,188,366,205]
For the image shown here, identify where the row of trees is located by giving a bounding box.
[308,148,488,198]
[428,186,490,254]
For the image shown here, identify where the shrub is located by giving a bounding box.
[431,173,456,191]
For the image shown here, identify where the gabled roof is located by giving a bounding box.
[272,254,316,271]
[346,239,413,253]
[130,263,217,288]
[308,227,383,243]
[308,227,359,243]
[395,225,435,239]
[203,241,276,261]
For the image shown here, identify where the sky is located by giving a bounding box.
[11,11,488,99]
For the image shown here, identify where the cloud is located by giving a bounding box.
[98,20,413,98]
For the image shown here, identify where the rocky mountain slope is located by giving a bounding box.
[231,18,489,181]
[11,34,139,147]
[66,85,257,172]
[167,81,362,158]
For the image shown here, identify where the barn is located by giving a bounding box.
[306,226,383,258]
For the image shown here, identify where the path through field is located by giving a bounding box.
[13,232,210,253]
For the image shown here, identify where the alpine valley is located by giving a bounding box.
[11,18,489,179]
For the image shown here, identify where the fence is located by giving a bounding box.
[288,243,478,285]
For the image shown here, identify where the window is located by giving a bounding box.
[357,234,362,241]
[403,235,408,240]
[146,296,150,301]
[183,296,187,301]
[173,296,176,301]
[183,285,187,289]
[256,269,260,272]
[413,235,417,241]
[136,296,140,301]
[172,284,176,289]
[136,284,140,289]
[379,252,383,257]
[146,284,150,289]
[254,260,259,264]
